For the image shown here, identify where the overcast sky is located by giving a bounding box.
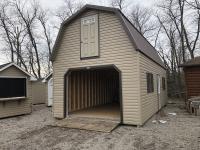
[39,0,156,10]
[0,0,156,65]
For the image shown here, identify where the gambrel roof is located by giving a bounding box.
[51,4,165,68]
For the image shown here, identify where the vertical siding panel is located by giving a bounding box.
[97,71,100,105]
[73,73,76,111]
[81,72,84,109]
[88,71,91,107]
[77,72,80,110]
[68,74,71,112]
[91,72,93,106]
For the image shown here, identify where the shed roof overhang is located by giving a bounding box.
[179,56,200,68]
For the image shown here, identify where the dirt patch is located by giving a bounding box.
[0,101,200,150]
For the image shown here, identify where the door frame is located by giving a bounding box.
[63,64,123,123]
[48,78,53,106]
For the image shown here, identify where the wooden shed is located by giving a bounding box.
[51,5,167,125]
[0,63,36,118]
[180,57,200,99]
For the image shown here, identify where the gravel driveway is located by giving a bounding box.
[0,101,200,150]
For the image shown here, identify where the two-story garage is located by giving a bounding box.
[51,5,167,125]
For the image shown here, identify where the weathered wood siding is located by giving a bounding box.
[139,53,167,124]
[184,67,200,98]
[0,66,32,118]
[53,10,141,125]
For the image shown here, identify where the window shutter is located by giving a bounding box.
[151,74,154,92]
[146,73,150,93]
[81,14,99,58]
[162,77,166,90]
[146,73,154,93]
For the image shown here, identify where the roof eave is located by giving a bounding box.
[138,50,167,70]
[179,64,200,67]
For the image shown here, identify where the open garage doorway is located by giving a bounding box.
[64,65,122,123]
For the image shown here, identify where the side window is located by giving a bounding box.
[80,14,99,59]
[146,73,154,93]
[162,77,166,90]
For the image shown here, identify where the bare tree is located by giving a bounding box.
[0,0,58,77]
[158,0,200,61]
[155,0,200,97]
[38,9,52,73]
[56,0,84,22]
[0,1,14,62]
[10,25,28,70]
[13,0,41,78]
[110,0,128,11]
[186,0,200,10]
[129,5,157,39]
[182,0,200,59]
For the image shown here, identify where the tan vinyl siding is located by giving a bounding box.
[32,81,46,104]
[139,53,167,124]
[53,10,141,125]
[0,66,32,118]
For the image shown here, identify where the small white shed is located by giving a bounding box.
[43,73,53,106]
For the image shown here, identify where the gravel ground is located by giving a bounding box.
[0,101,200,150]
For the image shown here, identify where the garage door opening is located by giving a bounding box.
[65,66,122,122]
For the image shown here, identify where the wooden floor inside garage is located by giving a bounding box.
[70,103,120,121]
[53,103,121,132]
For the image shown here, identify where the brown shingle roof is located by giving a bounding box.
[51,4,165,68]
[179,56,200,67]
